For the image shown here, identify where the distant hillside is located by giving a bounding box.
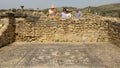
[98,3,120,10]
[0,3,120,18]
[83,3,120,18]
[41,3,120,18]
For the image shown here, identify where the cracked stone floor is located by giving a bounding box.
[0,42,120,68]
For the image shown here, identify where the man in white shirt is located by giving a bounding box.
[66,9,72,18]
[60,8,71,19]
[60,8,67,19]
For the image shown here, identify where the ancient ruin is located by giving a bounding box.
[0,12,120,47]
[0,12,120,68]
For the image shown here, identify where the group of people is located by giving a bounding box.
[48,5,82,19]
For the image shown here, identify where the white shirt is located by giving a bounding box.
[66,13,71,18]
[61,12,66,19]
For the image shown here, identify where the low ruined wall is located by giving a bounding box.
[15,17,109,42]
[108,20,120,47]
[0,17,15,47]
[0,13,120,47]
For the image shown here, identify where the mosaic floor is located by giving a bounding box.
[0,42,120,68]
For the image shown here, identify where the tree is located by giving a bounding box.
[20,5,24,12]
[12,8,16,12]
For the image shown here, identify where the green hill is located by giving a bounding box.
[83,3,120,18]
[41,3,120,18]
[98,3,120,10]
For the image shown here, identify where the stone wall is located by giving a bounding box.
[15,16,109,43]
[108,20,120,47]
[0,13,120,47]
[0,14,15,47]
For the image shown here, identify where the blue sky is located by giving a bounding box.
[0,0,120,9]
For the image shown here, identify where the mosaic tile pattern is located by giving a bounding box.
[0,43,120,68]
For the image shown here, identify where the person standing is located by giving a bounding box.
[75,8,82,19]
[66,9,72,19]
[48,5,56,16]
[60,8,67,19]
[60,8,71,19]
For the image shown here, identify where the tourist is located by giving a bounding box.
[48,5,56,16]
[66,9,72,19]
[75,8,82,19]
[60,8,71,19]
[60,8,67,19]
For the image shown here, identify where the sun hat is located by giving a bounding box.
[50,5,55,8]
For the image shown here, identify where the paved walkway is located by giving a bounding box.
[0,42,120,68]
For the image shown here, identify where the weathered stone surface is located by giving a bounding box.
[108,21,120,47]
[0,42,120,68]
[0,13,120,47]
[0,14,15,47]
[0,12,120,68]
[15,15,112,42]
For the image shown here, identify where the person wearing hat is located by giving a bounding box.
[48,5,56,16]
